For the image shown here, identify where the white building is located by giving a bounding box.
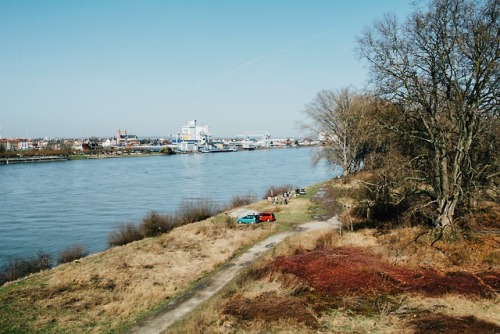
[0,138,33,151]
[181,120,211,143]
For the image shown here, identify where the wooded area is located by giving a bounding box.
[304,0,499,230]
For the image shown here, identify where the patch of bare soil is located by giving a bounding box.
[266,247,499,298]
[411,314,500,333]
[222,293,318,328]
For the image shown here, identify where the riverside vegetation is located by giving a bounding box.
[168,173,499,334]
[0,195,257,285]
[0,188,289,333]
[0,173,498,333]
[1,0,498,331]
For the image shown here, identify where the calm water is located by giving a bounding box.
[0,147,340,267]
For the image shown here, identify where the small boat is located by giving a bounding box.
[200,147,237,153]
[210,147,237,153]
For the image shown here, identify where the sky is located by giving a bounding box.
[0,0,412,139]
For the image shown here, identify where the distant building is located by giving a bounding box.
[176,120,211,152]
[116,128,139,146]
[0,138,33,151]
[181,120,211,143]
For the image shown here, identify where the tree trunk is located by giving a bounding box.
[437,196,458,227]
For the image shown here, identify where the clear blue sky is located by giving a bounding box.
[0,0,412,139]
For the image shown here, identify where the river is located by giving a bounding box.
[0,147,340,268]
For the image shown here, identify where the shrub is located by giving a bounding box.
[263,184,295,199]
[230,193,257,208]
[0,251,52,285]
[175,199,222,227]
[224,215,236,229]
[58,244,88,264]
[108,222,143,247]
[160,147,176,155]
[140,211,177,237]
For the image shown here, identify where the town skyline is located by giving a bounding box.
[0,121,306,141]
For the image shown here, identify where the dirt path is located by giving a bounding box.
[126,218,340,334]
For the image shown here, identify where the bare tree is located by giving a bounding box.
[357,0,499,227]
[303,88,375,176]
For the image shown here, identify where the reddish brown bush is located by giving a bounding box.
[266,247,499,298]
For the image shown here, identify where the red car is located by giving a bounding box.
[258,212,276,222]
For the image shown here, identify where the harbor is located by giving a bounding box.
[0,120,318,160]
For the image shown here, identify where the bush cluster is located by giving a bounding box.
[108,199,229,247]
[230,194,257,209]
[57,244,88,264]
[108,222,143,247]
[140,211,177,237]
[175,199,221,226]
[0,251,52,286]
[263,184,296,199]
[1,194,260,285]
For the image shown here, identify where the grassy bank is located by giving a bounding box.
[0,191,310,333]
[1,175,497,333]
[168,176,500,334]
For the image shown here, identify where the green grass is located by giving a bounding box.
[0,278,50,334]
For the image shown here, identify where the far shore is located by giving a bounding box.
[0,144,317,164]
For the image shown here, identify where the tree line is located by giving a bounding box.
[303,0,498,230]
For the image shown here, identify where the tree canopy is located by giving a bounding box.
[356,0,499,227]
[303,88,377,176]
[304,0,498,229]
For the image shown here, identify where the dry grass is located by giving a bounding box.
[57,244,88,264]
[0,193,313,333]
[166,177,500,334]
[404,295,500,325]
[317,310,409,334]
[264,228,379,261]
[0,212,279,333]
[375,226,500,271]
[169,220,499,334]
[2,177,498,334]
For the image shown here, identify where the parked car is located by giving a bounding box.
[237,214,259,224]
[295,188,306,195]
[258,212,276,222]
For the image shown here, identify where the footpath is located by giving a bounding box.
[126,218,340,334]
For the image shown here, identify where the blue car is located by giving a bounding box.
[237,214,259,224]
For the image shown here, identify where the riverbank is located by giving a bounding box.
[0,145,317,164]
[0,146,334,270]
[0,156,68,164]
[167,177,500,333]
[0,187,313,333]
[0,176,498,333]
[127,218,341,334]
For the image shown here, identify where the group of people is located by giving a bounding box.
[267,189,304,205]
[267,195,289,205]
